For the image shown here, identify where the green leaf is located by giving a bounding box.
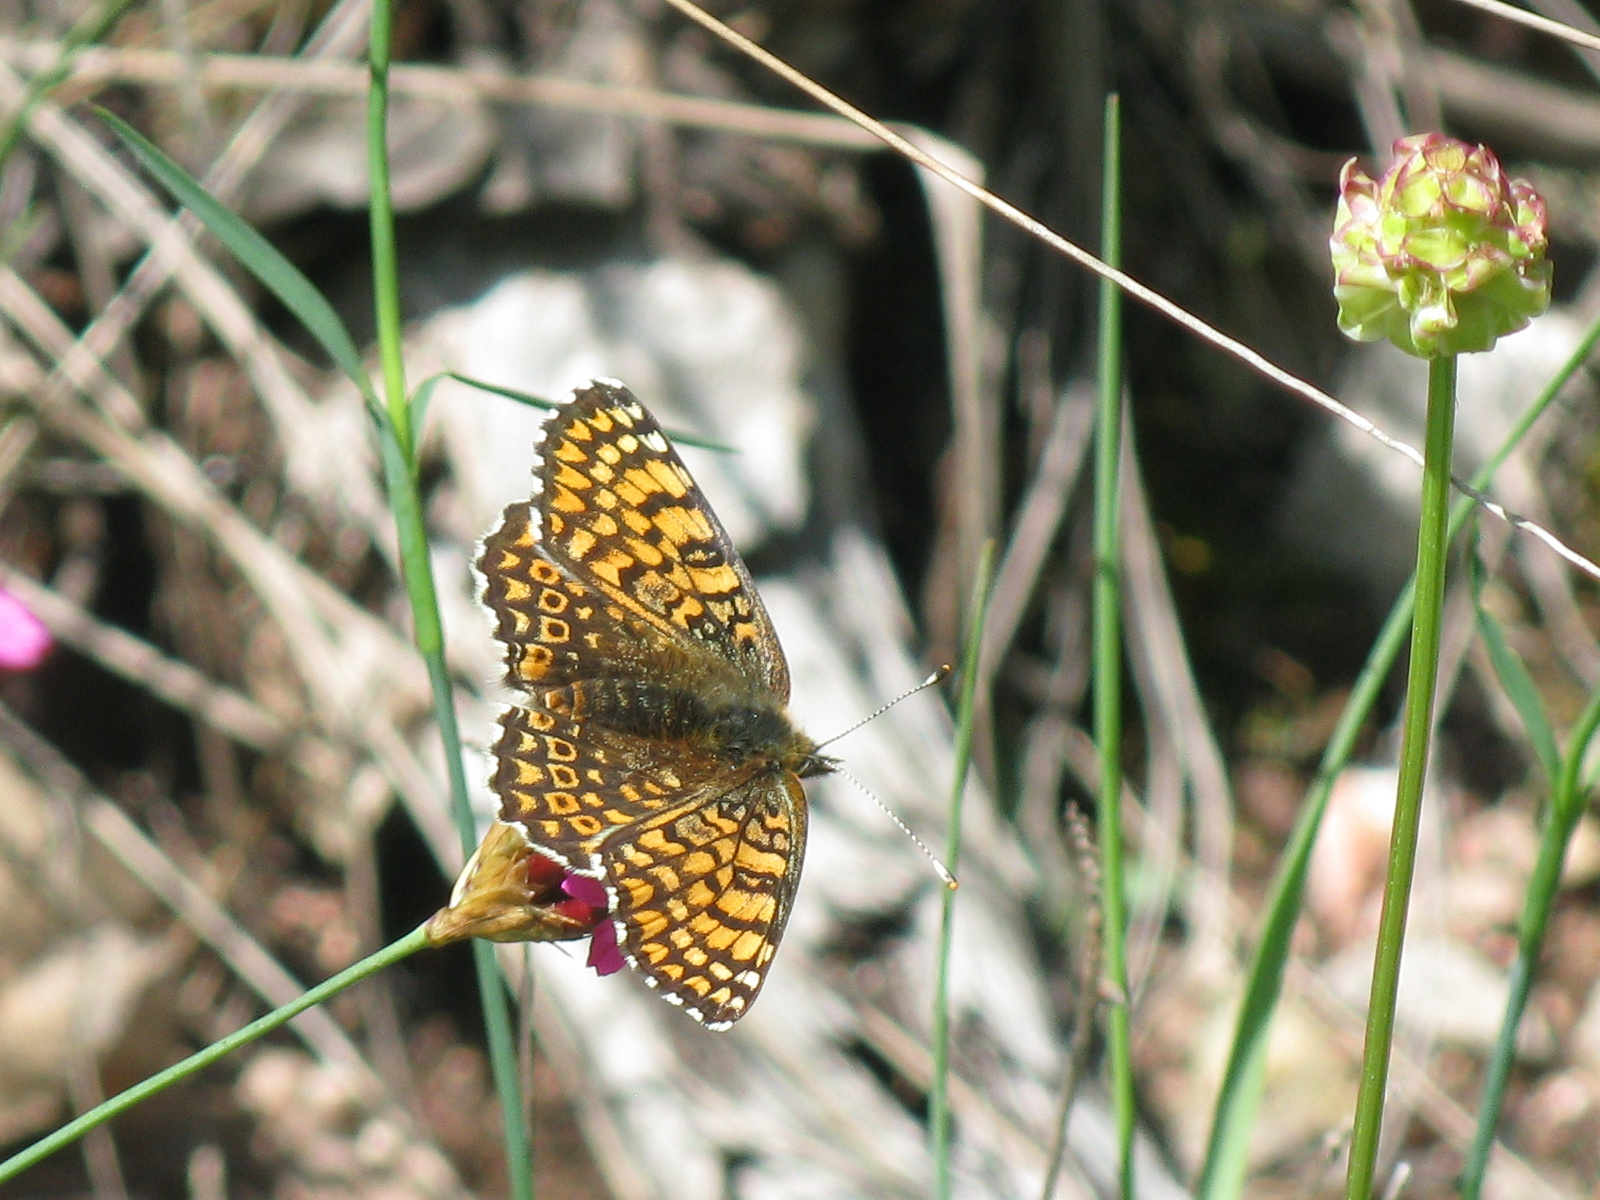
[1470,539,1559,781]
[98,110,371,397]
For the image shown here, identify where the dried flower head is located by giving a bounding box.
[1331,133,1550,358]
[426,821,623,975]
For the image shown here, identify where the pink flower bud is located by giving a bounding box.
[1331,134,1551,357]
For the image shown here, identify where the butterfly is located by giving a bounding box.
[432,379,832,1030]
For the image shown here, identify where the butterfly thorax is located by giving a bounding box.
[544,677,835,780]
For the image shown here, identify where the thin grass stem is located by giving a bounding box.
[1090,93,1133,1200]
[930,540,995,1200]
[0,926,430,1186]
[363,6,531,1197]
[1345,354,1458,1200]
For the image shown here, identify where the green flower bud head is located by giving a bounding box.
[1331,133,1551,358]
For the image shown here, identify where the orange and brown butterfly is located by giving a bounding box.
[426,379,833,1029]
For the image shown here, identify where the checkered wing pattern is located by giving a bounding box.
[480,381,789,701]
[479,380,813,1028]
[492,707,806,1028]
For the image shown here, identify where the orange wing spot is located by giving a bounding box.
[514,762,545,786]
[552,438,588,464]
[544,791,579,815]
[603,809,634,825]
[705,924,738,951]
[583,792,604,809]
[530,560,562,584]
[592,512,620,537]
[669,595,707,628]
[526,707,555,730]
[683,976,712,998]
[666,897,690,921]
[587,552,628,588]
[537,588,568,614]
[587,409,615,434]
[757,944,775,966]
[622,877,654,905]
[684,946,709,967]
[690,913,720,935]
[641,459,688,498]
[503,578,532,603]
[551,487,585,514]
[565,527,596,560]
[642,941,670,964]
[650,866,682,892]
[571,815,604,837]
[669,927,693,948]
[682,851,716,877]
[685,881,715,908]
[637,571,683,611]
[566,418,595,441]
[588,460,616,484]
[716,889,756,918]
[548,764,579,789]
[735,844,788,877]
[639,829,686,855]
[553,463,592,491]
[707,961,733,982]
[586,769,604,784]
[657,960,685,982]
[625,537,666,567]
[731,930,764,962]
[621,508,654,535]
[593,488,619,511]
[596,441,623,465]
[688,564,740,595]
[637,910,669,939]
[620,844,655,868]
[517,649,554,683]
[614,476,650,506]
[706,986,733,1007]
[548,513,566,535]
[658,770,683,789]
[538,616,570,643]
[616,433,639,453]
[542,736,577,762]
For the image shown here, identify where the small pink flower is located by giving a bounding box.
[585,912,624,976]
[0,588,51,670]
[558,873,623,975]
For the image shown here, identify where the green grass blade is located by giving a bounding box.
[1469,543,1559,781]
[441,373,736,452]
[0,926,429,1186]
[1460,682,1600,1196]
[930,540,995,1200]
[98,110,370,395]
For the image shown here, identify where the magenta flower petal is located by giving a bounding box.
[586,915,625,976]
[562,873,608,910]
[0,588,52,670]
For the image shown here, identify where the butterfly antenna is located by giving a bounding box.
[815,665,951,752]
[836,767,958,889]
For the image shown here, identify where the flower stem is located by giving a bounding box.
[1345,353,1457,1200]
[1092,93,1134,1200]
